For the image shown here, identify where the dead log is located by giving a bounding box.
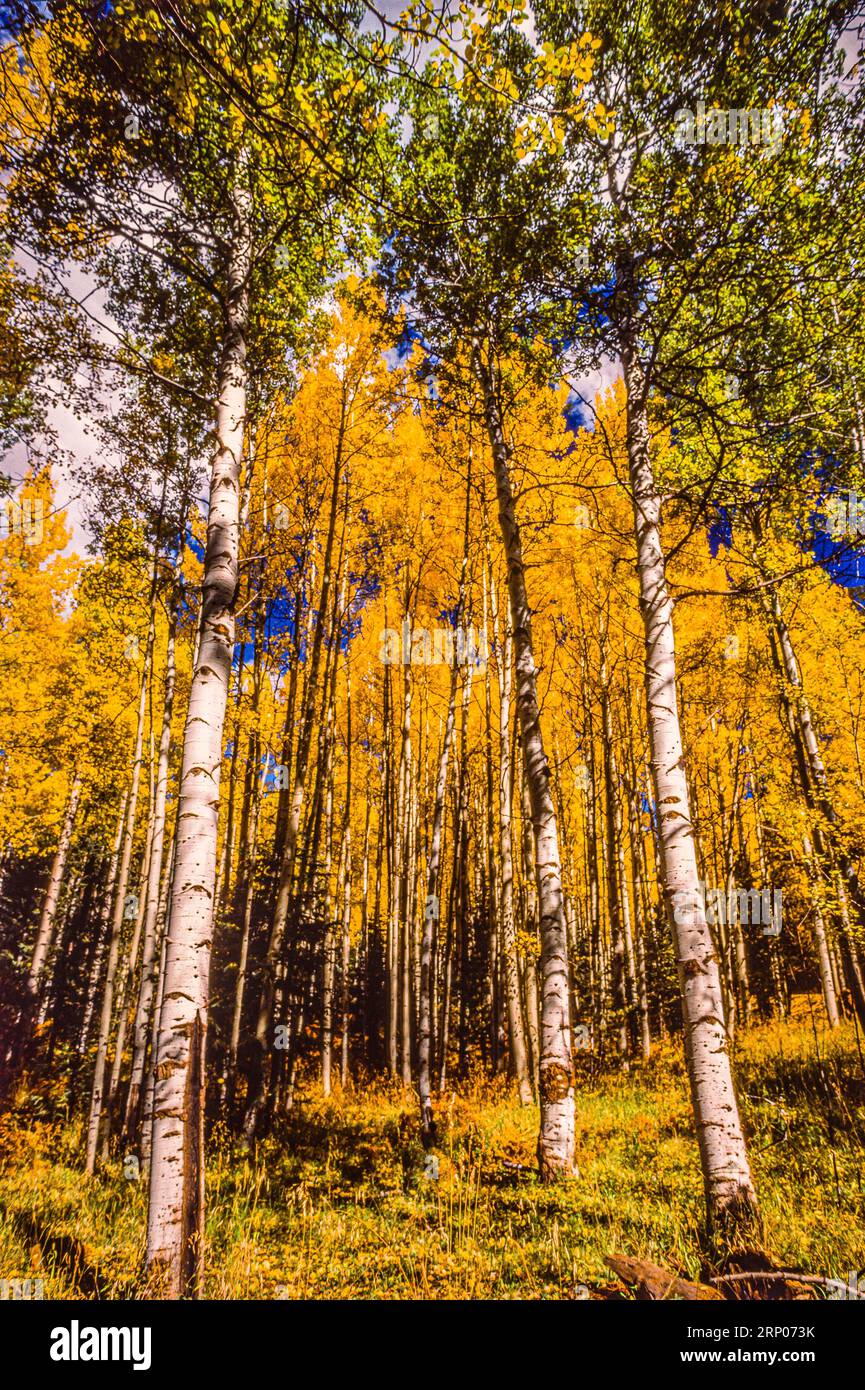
[606,1253,722,1301]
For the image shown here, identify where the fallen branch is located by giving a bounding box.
[711,1271,864,1299]
[606,1253,722,1301]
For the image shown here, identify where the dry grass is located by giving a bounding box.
[0,1009,862,1299]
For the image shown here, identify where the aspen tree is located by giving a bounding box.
[147,165,252,1295]
[487,539,533,1102]
[86,591,155,1175]
[8,772,83,1089]
[77,795,128,1061]
[418,461,471,1140]
[124,563,181,1145]
[474,345,576,1177]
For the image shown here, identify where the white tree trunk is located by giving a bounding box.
[339,823,352,1088]
[85,634,151,1175]
[418,472,473,1138]
[802,832,840,1028]
[418,644,460,1141]
[124,589,179,1143]
[146,167,251,1298]
[622,337,758,1239]
[77,793,128,1056]
[105,784,155,1136]
[225,758,262,1111]
[475,344,575,1180]
[24,772,82,1031]
[491,572,533,1104]
[321,725,336,1097]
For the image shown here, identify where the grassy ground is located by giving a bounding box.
[1,1005,863,1299]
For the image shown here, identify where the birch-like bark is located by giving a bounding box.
[307,569,345,1097]
[579,653,605,1049]
[518,761,541,1091]
[481,562,502,1073]
[85,881,134,1172]
[623,709,652,1060]
[321,708,336,1097]
[339,824,352,1088]
[396,625,414,1086]
[225,766,261,1112]
[124,576,179,1144]
[802,832,840,1027]
[105,777,155,1138]
[475,343,575,1180]
[18,772,82,1063]
[140,831,175,1171]
[454,652,474,1080]
[383,655,398,1075]
[146,164,251,1298]
[224,652,264,1116]
[621,329,758,1239]
[418,578,466,1140]
[77,794,128,1058]
[85,613,153,1174]
[339,666,353,1088]
[407,752,421,1047]
[436,768,459,1092]
[491,568,533,1103]
[214,688,242,925]
[39,869,82,1052]
[600,643,631,1059]
[360,791,373,1062]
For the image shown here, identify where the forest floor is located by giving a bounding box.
[1,1002,863,1300]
